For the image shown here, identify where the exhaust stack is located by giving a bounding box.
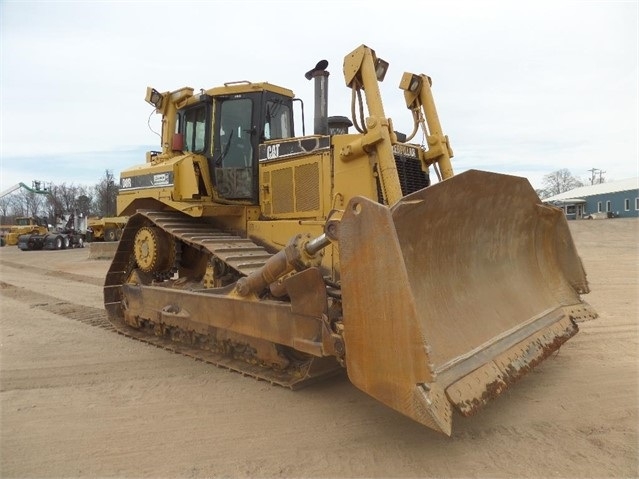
[305,60,329,135]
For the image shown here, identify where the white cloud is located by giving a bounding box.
[1,0,637,191]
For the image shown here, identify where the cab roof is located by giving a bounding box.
[205,81,294,98]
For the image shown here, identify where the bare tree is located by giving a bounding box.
[45,185,63,219]
[93,170,119,217]
[0,196,12,225]
[1,175,117,225]
[57,183,79,212]
[539,169,584,199]
[1,182,54,221]
[7,193,25,217]
[76,190,93,218]
[22,189,47,218]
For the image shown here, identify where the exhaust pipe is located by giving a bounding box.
[305,60,329,135]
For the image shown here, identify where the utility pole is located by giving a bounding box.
[598,170,606,184]
[587,168,600,185]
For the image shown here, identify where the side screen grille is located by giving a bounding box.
[272,168,294,213]
[294,163,320,211]
[270,162,320,215]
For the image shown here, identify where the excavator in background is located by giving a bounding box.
[104,44,597,435]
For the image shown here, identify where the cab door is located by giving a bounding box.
[213,97,256,200]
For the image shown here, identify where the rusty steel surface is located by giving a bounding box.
[339,170,597,435]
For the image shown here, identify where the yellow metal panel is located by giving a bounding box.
[331,135,379,207]
[175,157,199,200]
[247,219,324,249]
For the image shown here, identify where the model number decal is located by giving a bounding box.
[120,172,174,190]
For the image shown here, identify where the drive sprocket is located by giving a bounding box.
[133,226,176,276]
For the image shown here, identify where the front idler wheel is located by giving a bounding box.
[133,226,176,277]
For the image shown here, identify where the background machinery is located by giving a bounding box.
[87,216,128,242]
[0,181,88,250]
[1,216,49,247]
[17,210,87,250]
[0,182,51,246]
[104,45,597,435]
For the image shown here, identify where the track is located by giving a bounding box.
[104,209,275,316]
[102,210,341,389]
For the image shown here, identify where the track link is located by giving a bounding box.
[132,209,273,276]
[105,209,273,316]
[103,210,341,389]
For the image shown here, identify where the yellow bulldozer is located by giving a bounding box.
[104,45,597,435]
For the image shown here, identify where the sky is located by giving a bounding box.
[1,0,637,194]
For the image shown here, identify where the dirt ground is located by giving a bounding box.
[0,219,637,479]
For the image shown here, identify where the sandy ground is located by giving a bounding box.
[0,219,637,479]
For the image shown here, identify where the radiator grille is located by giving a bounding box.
[397,156,430,194]
[376,156,430,204]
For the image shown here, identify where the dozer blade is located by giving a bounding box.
[338,169,597,435]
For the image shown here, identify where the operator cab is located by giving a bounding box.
[176,84,295,203]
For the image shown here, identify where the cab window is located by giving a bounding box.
[263,100,292,141]
[183,106,207,153]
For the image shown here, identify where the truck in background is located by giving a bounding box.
[17,211,88,250]
[1,216,50,246]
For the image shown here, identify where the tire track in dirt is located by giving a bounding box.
[0,259,104,286]
[0,281,113,331]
